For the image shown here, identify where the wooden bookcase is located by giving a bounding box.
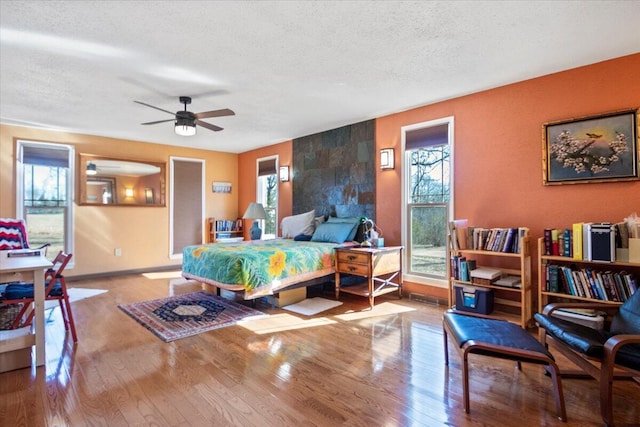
[448,236,532,328]
[206,218,243,243]
[537,237,639,313]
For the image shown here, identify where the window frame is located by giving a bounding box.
[256,155,279,239]
[16,140,75,265]
[401,117,454,288]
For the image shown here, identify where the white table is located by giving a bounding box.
[0,253,52,368]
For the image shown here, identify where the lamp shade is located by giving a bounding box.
[380,148,395,169]
[242,202,267,220]
[175,118,196,136]
[279,165,289,182]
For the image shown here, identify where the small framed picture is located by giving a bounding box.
[543,109,639,185]
[212,181,232,193]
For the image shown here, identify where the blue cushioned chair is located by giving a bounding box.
[2,251,77,342]
[535,290,640,427]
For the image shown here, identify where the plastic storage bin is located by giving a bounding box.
[455,285,494,315]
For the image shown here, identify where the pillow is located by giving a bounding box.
[314,215,326,230]
[326,216,360,242]
[311,222,355,244]
[280,210,315,238]
[293,234,313,241]
[0,218,29,250]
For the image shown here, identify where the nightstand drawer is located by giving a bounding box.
[337,251,369,265]
[337,262,369,276]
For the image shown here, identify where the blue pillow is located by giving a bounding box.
[326,216,360,241]
[311,222,355,243]
[293,234,313,241]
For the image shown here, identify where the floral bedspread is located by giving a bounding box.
[182,239,337,297]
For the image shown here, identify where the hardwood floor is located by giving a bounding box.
[1,272,638,427]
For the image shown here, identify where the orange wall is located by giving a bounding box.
[375,53,640,296]
[0,125,238,277]
[238,140,292,238]
[236,54,639,299]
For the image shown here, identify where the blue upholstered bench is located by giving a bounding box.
[443,310,567,421]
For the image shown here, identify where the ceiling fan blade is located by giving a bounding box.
[141,119,175,125]
[196,120,223,132]
[195,108,235,119]
[134,100,176,116]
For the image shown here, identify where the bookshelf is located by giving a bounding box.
[206,218,243,243]
[448,235,532,328]
[537,237,639,313]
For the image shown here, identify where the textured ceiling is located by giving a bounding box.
[1,1,639,153]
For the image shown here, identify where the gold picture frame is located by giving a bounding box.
[543,109,639,185]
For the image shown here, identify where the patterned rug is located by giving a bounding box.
[118,291,265,342]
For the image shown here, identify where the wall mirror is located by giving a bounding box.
[79,154,166,206]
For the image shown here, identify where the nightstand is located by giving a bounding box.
[334,246,403,308]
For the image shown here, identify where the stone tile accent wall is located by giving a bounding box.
[292,120,375,220]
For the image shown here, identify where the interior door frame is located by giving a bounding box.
[169,156,205,260]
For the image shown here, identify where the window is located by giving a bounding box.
[257,156,278,239]
[16,141,74,262]
[402,118,453,284]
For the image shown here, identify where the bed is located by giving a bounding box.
[182,211,363,299]
[182,239,342,299]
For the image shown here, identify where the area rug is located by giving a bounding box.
[118,291,265,342]
[45,288,108,310]
[283,297,343,316]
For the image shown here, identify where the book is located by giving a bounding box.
[572,223,583,260]
[501,228,516,253]
[557,308,604,317]
[517,227,529,254]
[544,228,552,255]
[460,260,470,282]
[551,229,560,256]
[548,264,560,293]
[563,228,572,257]
[582,223,593,261]
[615,221,629,248]
[494,275,521,288]
[448,219,469,251]
[470,267,501,280]
[6,248,42,258]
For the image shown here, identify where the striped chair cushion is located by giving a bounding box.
[0,218,29,250]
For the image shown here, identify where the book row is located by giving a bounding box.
[543,222,630,262]
[448,219,528,254]
[450,255,476,282]
[215,219,242,232]
[450,256,522,288]
[543,264,637,302]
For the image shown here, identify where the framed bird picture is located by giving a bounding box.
[543,108,639,185]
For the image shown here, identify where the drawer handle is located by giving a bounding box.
[347,255,357,260]
[348,266,356,272]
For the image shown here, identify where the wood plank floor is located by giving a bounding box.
[1,272,638,426]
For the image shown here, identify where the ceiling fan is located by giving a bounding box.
[134,96,235,136]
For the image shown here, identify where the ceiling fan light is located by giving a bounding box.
[174,118,196,136]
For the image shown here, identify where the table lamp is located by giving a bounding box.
[243,202,267,240]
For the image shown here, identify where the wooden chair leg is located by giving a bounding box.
[462,350,470,414]
[443,324,449,366]
[600,355,616,427]
[547,360,567,422]
[61,295,78,343]
[58,299,69,331]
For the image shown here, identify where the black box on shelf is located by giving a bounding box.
[590,223,616,262]
[455,285,494,315]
